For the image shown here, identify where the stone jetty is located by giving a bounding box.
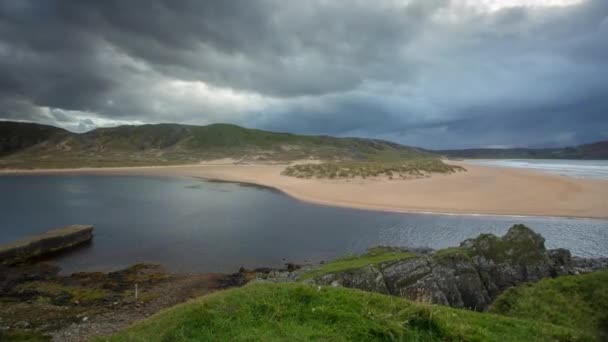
[0,225,94,264]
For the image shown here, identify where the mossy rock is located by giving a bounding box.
[460,224,547,264]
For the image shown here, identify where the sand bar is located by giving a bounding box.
[1,161,607,219]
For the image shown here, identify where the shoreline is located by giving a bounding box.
[1,161,607,220]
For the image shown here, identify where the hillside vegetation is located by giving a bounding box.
[0,121,68,157]
[490,271,608,340]
[0,121,433,169]
[102,282,590,342]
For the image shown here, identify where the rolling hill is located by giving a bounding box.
[2,120,606,169]
[0,121,433,169]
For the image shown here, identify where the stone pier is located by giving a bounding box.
[0,225,94,264]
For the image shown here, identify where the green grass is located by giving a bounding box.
[490,271,608,339]
[100,282,589,342]
[298,247,420,281]
[281,159,465,179]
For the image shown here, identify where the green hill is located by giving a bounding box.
[100,281,596,341]
[0,121,433,169]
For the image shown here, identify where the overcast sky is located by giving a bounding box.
[1,0,607,149]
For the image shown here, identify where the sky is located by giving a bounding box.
[0,0,607,149]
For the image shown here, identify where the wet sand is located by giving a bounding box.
[2,160,607,219]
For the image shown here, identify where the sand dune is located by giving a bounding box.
[2,161,607,219]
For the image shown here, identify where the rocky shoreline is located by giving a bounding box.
[0,262,256,341]
[256,225,608,311]
[1,225,607,341]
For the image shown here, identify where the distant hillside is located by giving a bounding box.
[0,121,433,169]
[0,121,69,157]
[437,141,608,160]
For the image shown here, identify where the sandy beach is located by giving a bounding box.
[2,160,607,219]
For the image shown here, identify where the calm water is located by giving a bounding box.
[1,175,607,274]
[466,159,608,180]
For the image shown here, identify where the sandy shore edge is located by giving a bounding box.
[1,161,607,220]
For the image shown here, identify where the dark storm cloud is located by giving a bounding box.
[0,0,607,148]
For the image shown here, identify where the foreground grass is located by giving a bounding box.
[100,282,588,342]
[298,247,416,281]
[281,159,465,179]
[490,271,608,340]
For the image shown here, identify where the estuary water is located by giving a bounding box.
[0,175,606,274]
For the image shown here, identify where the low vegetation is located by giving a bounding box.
[102,282,590,341]
[490,270,608,339]
[298,247,416,281]
[281,159,465,179]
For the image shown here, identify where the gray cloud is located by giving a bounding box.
[0,0,607,148]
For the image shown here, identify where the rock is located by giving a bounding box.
[315,265,390,294]
[572,256,608,273]
[309,225,607,311]
[0,225,94,265]
[51,292,73,306]
[285,263,300,272]
[14,321,30,329]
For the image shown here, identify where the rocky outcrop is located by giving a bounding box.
[0,225,94,265]
[310,224,608,311]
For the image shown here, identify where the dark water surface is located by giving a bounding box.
[1,175,606,274]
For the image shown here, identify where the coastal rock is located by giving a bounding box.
[315,265,389,294]
[309,225,604,311]
[572,256,608,273]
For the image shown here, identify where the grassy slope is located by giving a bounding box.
[299,247,416,281]
[103,247,606,341]
[490,271,608,340]
[0,122,434,168]
[102,282,587,342]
